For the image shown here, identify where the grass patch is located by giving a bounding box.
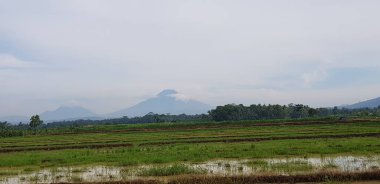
[138,164,205,176]
[0,137,380,168]
[245,159,270,171]
[29,175,39,182]
[323,163,339,170]
[23,167,38,172]
[71,168,86,173]
[119,160,139,166]
[270,160,313,172]
[0,120,379,169]
[0,170,19,176]
[245,160,268,166]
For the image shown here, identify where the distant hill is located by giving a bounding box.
[344,97,380,109]
[40,106,99,122]
[0,90,212,123]
[0,115,29,124]
[0,106,101,124]
[109,89,212,117]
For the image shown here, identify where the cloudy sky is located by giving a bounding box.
[1,0,380,116]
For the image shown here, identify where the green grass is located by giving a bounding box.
[244,160,269,170]
[23,167,38,172]
[0,119,379,172]
[0,170,19,176]
[138,164,205,176]
[2,121,379,150]
[245,159,314,173]
[0,137,379,169]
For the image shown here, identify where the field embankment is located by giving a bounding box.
[52,170,380,184]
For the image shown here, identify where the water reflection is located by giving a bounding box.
[1,155,379,184]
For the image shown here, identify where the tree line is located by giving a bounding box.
[1,104,380,138]
[0,113,210,137]
[0,115,43,137]
[46,113,211,128]
[209,104,380,121]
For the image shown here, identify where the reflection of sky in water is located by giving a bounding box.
[265,156,380,172]
[1,155,379,184]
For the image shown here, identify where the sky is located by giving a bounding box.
[1,0,380,116]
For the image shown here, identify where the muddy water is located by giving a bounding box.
[266,155,380,172]
[195,155,380,175]
[1,155,379,184]
[0,166,126,184]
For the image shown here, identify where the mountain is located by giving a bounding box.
[2,90,212,123]
[109,89,212,117]
[0,116,29,124]
[40,106,99,121]
[344,97,380,109]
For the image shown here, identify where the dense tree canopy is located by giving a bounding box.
[29,115,43,128]
[209,104,380,121]
[46,113,211,127]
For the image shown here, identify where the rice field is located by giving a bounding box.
[1,118,380,183]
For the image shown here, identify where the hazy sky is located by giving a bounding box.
[1,0,380,116]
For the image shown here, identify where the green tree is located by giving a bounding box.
[29,115,43,128]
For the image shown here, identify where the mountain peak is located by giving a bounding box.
[109,89,212,117]
[157,89,178,97]
[41,105,97,121]
[56,105,87,111]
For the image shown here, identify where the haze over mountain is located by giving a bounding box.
[344,97,380,109]
[108,89,212,118]
[0,106,99,124]
[0,116,30,124]
[0,90,213,123]
[39,106,99,122]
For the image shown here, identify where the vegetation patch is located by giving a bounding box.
[0,170,19,176]
[244,160,269,170]
[138,164,205,176]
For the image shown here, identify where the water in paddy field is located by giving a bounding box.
[1,155,380,184]
[195,155,380,175]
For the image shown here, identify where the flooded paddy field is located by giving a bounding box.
[1,119,380,183]
[1,155,380,183]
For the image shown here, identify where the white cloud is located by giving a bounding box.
[302,69,328,87]
[170,93,191,102]
[0,0,380,116]
[0,54,35,69]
